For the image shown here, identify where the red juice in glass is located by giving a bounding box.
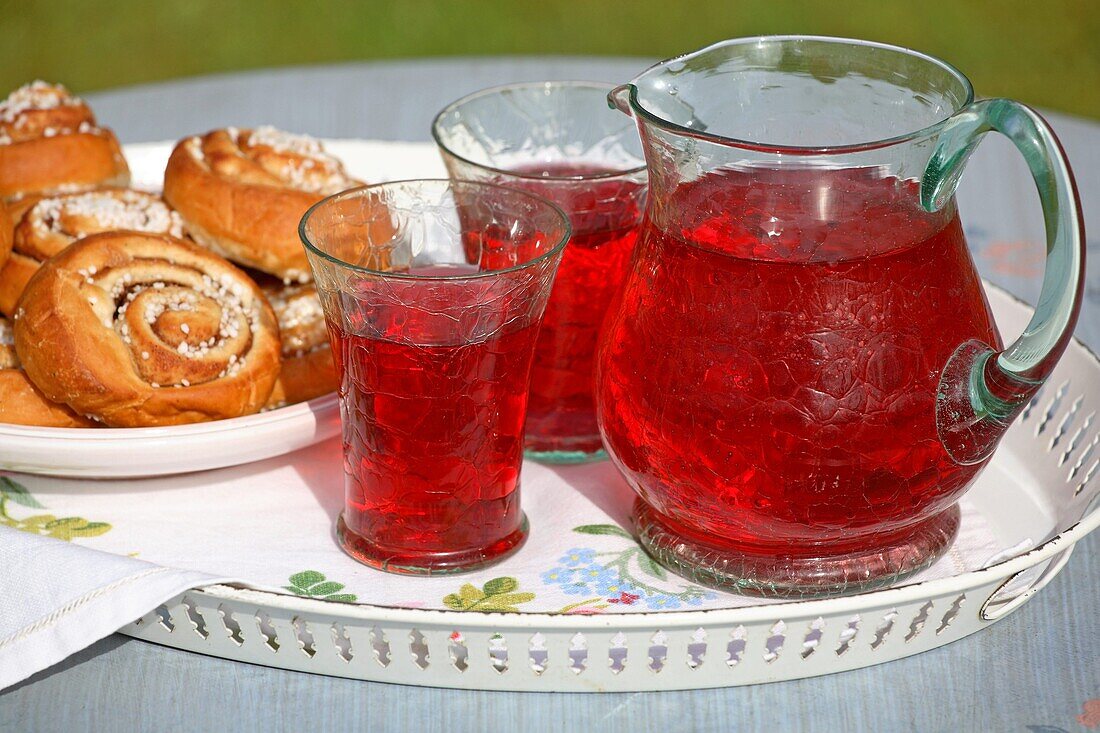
[330,266,541,569]
[509,163,645,460]
[432,81,647,462]
[597,169,1001,560]
[301,180,568,574]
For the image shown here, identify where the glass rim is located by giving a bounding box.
[625,35,977,155]
[431,80,648,181]
[298,178,572,282]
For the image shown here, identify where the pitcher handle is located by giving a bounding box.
[922,98,1086,465]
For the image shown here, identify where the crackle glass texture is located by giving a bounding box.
[597,38,1005,596]
[302,180,568,574]
[433,82,647,462]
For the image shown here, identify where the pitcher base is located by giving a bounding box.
[633,500,960,599]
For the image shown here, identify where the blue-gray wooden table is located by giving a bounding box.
[1,58,1097,733]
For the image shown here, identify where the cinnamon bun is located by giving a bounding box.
[13,231,281,426]
[0,188,184,316]
[163,127,358,283]
[0,203,11,271]
[259,279,337,408]
[0,81,129,202]
[0,316,96,427]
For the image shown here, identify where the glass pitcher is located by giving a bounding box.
[597,37,1085,597]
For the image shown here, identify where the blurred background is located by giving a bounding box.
[2,0,1098,119]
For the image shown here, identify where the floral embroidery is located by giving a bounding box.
[443,576,535,613]
[283,570,357,602]
[541,524,716,613]
[0,476,112,540]
[555,599,607,615]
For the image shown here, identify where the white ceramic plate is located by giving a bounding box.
[0,139,448,478]
[0,396,340,477]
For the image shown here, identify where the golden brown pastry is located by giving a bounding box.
[0,188,184,316]
[0,203,11,271]
[0,81,130,202]
[163,127,358,284]
[259,279,337,408]
[0,316,96,427]
[13,231,281,427]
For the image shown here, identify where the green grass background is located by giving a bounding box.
[2,0,1097,118]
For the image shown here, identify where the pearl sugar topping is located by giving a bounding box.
[31,190,184,242]
[86,260,259,389]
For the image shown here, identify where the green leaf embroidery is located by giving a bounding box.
[482,576,518,595]
[283,570,357,603]
[288,570,325,588]
[573,524,632,539]
[43,518,113,541]
[16,514,57,528]
[458,583,484,602]
[444,584,486,610]
[473,593,536,613]
[635,550,669,581]
[442,594,467,610]
[442,576,534,613]
[0,478,112,542]
[59,522,112,540]
[0,476,45,509]
[483,593,535,606]
[555,598,611,614]
[44,517,85,529]
[307,581,345,596]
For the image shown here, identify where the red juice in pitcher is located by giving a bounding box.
[595,36,1083,597]
[597,169,1002,556]
[332,265,540,572]
[509,162,645,458]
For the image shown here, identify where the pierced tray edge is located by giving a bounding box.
[165,519,1088,631]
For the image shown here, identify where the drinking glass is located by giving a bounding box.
[432,81,647,463]
[301,180,569,574]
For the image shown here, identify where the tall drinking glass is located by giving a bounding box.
[432,82,647,463]
[301,180,569,574]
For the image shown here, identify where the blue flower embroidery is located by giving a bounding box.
[559,548,596,567]
[595,577,641,598]
[540,567,574,586]
[644,594,683,610]
[575,563,616,586]
[542,532,719,610]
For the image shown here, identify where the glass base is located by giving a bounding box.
[633,499,961,599]
[337,512,529,575]
[524,447,607,464]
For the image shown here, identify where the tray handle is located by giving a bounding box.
[980,546,1075,621]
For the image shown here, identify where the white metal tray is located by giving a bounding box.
[119,287,1100,691]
